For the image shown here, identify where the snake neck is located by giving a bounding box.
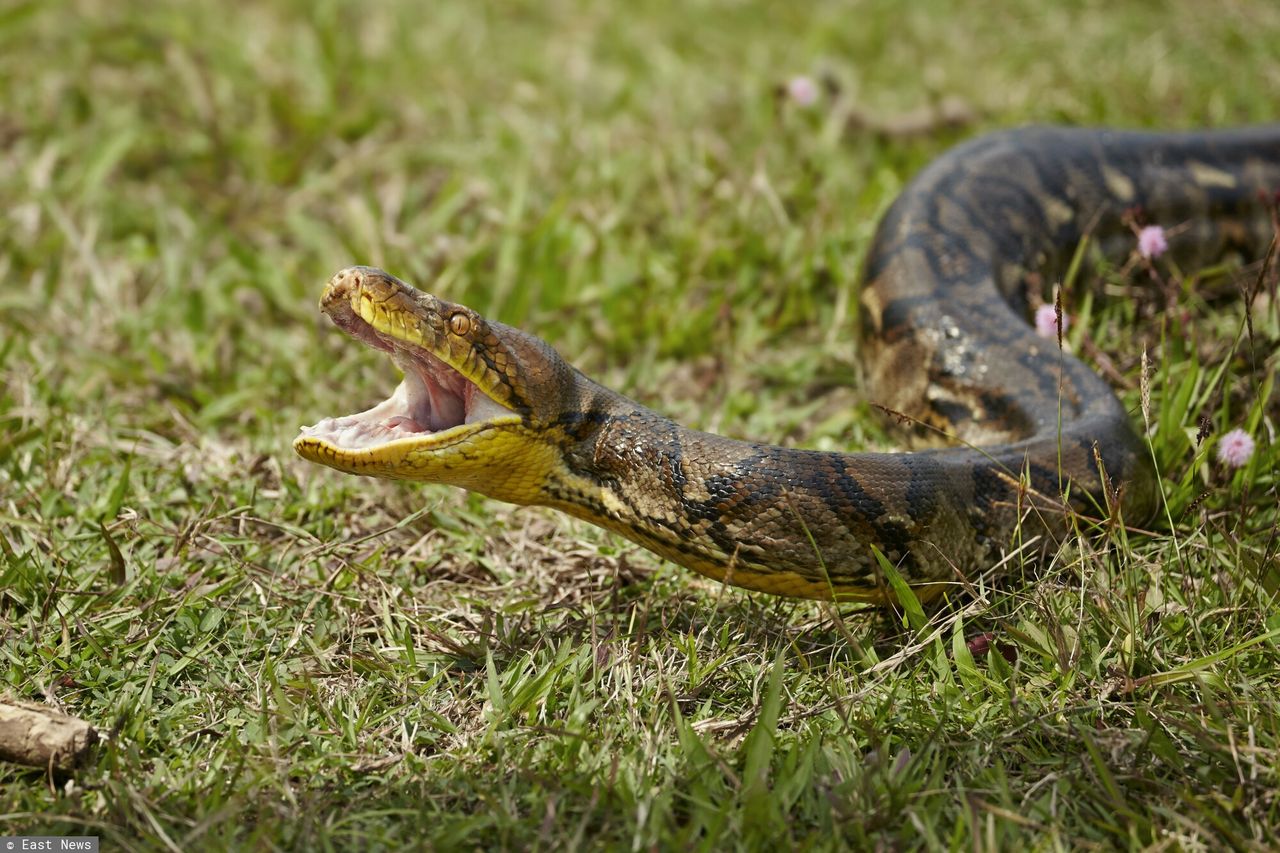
[533,377,781,591]
[537,377,689,527]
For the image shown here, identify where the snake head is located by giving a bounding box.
[293,266,575,502]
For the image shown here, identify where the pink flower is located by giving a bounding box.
[1034,304,1069,340]
[786,76,818,108]
[1216,428,1255,468]
[1138,225,1168,259]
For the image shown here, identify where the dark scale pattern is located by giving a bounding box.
[553,127,1280,598]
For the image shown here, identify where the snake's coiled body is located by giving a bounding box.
[295,127,1280,602]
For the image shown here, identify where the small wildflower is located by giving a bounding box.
[967,633,993,656]
[966,632,1018,664]
[1034,303,1068,340]
[1137,224,1168,259]
[1216,428,1255,468]
[785,76,818,108]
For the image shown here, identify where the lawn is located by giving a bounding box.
[2,0,1279,848]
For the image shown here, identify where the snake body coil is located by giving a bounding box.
[295,127,1279,602]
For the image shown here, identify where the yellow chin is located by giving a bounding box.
[292,417,556,505]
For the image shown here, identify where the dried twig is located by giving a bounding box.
[0,698,100,771]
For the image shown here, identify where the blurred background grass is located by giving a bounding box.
[2,0,1279,848]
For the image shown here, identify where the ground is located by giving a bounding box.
[2,0,1279,848]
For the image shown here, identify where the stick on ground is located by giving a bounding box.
[0,698,100,771]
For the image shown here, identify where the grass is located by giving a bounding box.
[1,0,1278,848]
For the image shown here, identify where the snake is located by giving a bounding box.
[294,126,1279,603]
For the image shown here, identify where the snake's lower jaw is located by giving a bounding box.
[292,358,543,496]
[292,420,558,505]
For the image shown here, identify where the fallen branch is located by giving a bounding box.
[0,698,100,770]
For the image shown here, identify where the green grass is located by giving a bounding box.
[2,0,1279,848]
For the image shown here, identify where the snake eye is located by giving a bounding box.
[449,312,472,336]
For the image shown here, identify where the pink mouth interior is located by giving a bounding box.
[298,313,512,451]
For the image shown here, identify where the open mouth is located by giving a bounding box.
[296,294,516,453]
